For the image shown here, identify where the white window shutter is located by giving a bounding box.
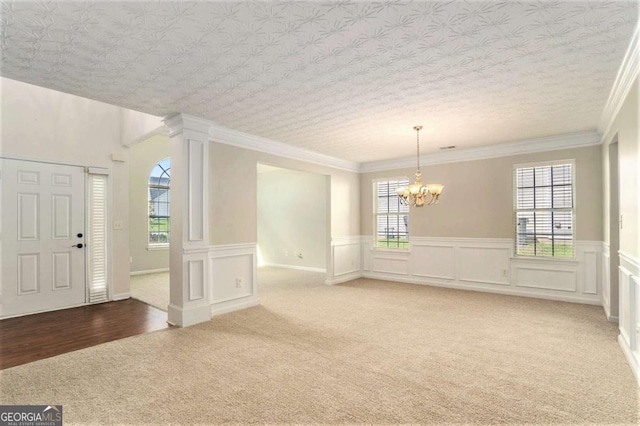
[88,173,108,303]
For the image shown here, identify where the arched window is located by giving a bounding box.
[149,158,170,245]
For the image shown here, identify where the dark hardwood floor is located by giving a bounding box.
[0,299,170,370]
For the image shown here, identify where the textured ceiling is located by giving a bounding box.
[1,1,637,163]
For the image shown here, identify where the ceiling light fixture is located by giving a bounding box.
[396,126,444,207]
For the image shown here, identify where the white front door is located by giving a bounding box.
[1,159,86,317]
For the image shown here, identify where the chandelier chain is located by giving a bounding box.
[416,127,420,172]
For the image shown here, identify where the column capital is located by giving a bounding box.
[164,113,212,139]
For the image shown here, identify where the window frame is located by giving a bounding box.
[513,159,576,259]
[373,177,410,251]
[148,158,171,248]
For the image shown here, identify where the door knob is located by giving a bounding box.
[72,243,84,249]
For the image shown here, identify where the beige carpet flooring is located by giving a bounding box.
[130,272,170,312]
[1,267,638,425]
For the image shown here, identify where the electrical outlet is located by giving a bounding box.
[235,278,242,288]
[502,269,508,277]
[284,250,288,257]
[113,220,124,230]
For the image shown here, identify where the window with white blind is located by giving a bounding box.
[514,162,574,258]
[375,179,409,249]
[87,170,108,303]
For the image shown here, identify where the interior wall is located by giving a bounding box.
[0,77,134,297]
[209,142,360,246]
[602,75,639,259]
[360,145,603,241]
[257,166,328,270]
[129,134,170,273]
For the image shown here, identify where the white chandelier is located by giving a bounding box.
[396,125,444,207]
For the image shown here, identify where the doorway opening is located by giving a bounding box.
[128,135,171,312]
[256,163,330,288]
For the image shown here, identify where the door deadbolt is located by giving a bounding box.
[77,233,83,238]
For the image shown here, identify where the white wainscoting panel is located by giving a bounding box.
[411,245,455,280]
[458,246,510,286]
[582,251,598,294]
[514,265,577,292]
[618,251,640,385]
[188,259,205,301]
[209,243,259,316]
[632,275,640,373]
[362,239,371,272]
[333,240,360,277]
[371,251,410,276]
[182,248,209,304]
[575,241,603,296]
[362,237,602,305]
[602,244,612,319]
[326,236,362,285]
[619,265,632,347]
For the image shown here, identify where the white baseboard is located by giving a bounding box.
[362,273,602,305]
[112,292,131,301]
[608,315,620,323]
[130,268,170,276]
[262,263,326,273]
[168,303,211,327]
[211,297,260,317]
[325,271,362,285]
[619,335,640,386]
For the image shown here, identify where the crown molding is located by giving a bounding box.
[206,121,360,173]
[166,114,602,175]
[598,18,640,139]
[164,113,211,138]
[164,113,359,172]
[359,131,602,173]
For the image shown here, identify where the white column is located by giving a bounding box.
[164,114,211,327]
